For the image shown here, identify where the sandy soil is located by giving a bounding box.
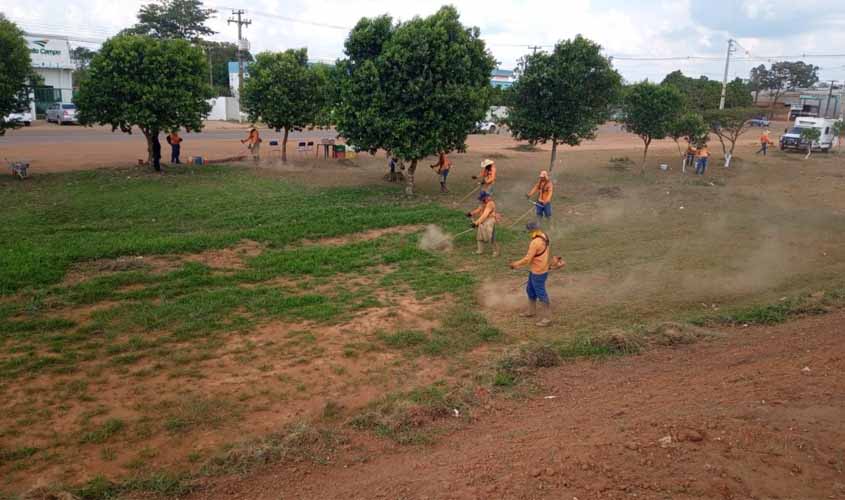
[191,310,845,500]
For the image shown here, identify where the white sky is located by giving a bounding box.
[3,0,845,83]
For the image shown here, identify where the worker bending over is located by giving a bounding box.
[430,152,452,193]
[241,127,262,161]
[526,170,554,227]
[510,222,552,327]
[467,192,500,257]
[473,159,496,195]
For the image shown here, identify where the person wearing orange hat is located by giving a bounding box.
[466,191,500,257]
[473,159,497,196]
[526,170,554,227]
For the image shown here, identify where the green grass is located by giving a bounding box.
[689,288,844,326]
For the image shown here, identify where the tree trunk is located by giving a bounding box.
[282,127,289,163]
[716,133,728,157]
[639,139,650,175]
[142,128,152,165]
[405,159,417,196]
[548,140,558,171]
[754,90,759,104]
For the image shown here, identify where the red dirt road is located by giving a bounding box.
[193,312,845,500]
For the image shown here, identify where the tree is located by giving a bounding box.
[702,107,757,165]
[725,78,753,108]
[335,6,495,195]
[505,36,622,170]
[749,64,769,104]
[0,15,34,135]
[70,46,97,88]
[668,112,708,167]
[241,49,327,162]
[76,35,213,165]
[620,82,684,174]
[125,0,216,42]
[834,120,844,153]
[662,71,751,111]
[200,41,253,96]
[800,127,821,159]
[766,61,820,110]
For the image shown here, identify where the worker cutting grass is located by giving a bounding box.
[526,170,554,228]
[509,222,566,327]
[473,158,497,196]
[467,191,501,257]
[430,151,452,193]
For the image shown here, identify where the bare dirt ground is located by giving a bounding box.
[191,310,845,500]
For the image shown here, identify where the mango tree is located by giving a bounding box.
[76,35,213,167]
[506,36,622,171]
[668,112,708,170]
[335,6,495,195]
[620,82,684,174]
[702,107,757,166]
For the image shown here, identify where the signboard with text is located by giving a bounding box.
[25,36,74,69]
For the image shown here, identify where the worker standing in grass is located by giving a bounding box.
[526,170,554,227]
[430,151,452,193]
[473,159,497,195]
[694,142,710,176]
[467,192,500,257]
[685,143,697,172]
[510,222,552,327]
[756,130,774,156]
[241,127,262,161]
[166,130,183,164]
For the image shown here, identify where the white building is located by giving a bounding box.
[24,33,75,115]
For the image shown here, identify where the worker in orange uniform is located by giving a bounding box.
[241,127,262,161]
[467,192,500,257]
[430,151,452,193]
[756,130,774,156]
[526,170,554,227]
[510,222,553,327]
[694,142,710,176]
[473,159,497,196]
[166,130,183,164]
[685,143,697,172]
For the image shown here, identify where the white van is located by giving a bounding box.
[779,117,838,152]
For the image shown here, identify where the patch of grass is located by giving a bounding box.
[79,418,126,444]
[378,308,502,357]
[161,396,235,434]
[0,446,38,465]
[72,472,190,500]
[690,290,842,326]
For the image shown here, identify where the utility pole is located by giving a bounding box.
[528,45,542,56]
[718,38,735,110]
[227,9,251,101]
[823,80,837,117]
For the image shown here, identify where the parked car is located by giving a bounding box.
[779,117,838,153]
[749,116,770,127]
[3,110,33,126]
[474,121,498,134]
[46,103,79,125]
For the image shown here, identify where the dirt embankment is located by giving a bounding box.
[192,310,845,500]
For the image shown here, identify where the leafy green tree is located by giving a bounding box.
[702,107,758,163]
[76,35,213,165]
[335,6,495,195]
[834,120,844,153]
[800,127,821,159]
[749,64,769,104]
[125,0,216,42]
[621,82,684,173]
[70,46,97,88]
[766,61,819,110]
[199,41,252,96]
[668,112,708,162]
[0,15,34,135]
[505,36,622,170]
[662,71,751,111]
[241,48,327,162]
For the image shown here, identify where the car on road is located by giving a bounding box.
[46,103,79,125]
[474,121,498,134]
[749,116,770,128]
[3,110,33,126]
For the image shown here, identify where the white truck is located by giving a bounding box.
[779,117,839,153]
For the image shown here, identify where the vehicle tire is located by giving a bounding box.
[24,122,31,127]
[489,126,496,135]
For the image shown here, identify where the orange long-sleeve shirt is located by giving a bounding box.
[470,200,496,225]
[511,233,551,274]
[528,180,554,204]
[760,134,773,145]
[479,165,496,188]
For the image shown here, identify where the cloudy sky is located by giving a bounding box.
[3,0,845,82]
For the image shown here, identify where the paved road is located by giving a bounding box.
[0,123,339,145]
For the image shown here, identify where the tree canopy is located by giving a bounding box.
[76,35,213,163]
[125,0,216,42]
[335,6,495,195]
[661,70,751,111]
[241,48,329,162]
[200,41,253,96]
[702,107,758,162]
[759,61,820,109]
[505,36,622,170]
[621,82,685,173]
[0,15,34,135]
[668,111,708,159]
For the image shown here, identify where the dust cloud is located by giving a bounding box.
[418,224,454,252]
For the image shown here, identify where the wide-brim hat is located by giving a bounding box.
[539,170,549,179]
[481,159,495,168]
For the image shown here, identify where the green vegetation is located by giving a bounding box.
[620,82,685,173]
[0,14,36,136]
[690,288,843,326]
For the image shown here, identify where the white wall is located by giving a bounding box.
[206,97,241,121]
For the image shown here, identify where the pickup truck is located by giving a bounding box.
[4,110,33,126]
